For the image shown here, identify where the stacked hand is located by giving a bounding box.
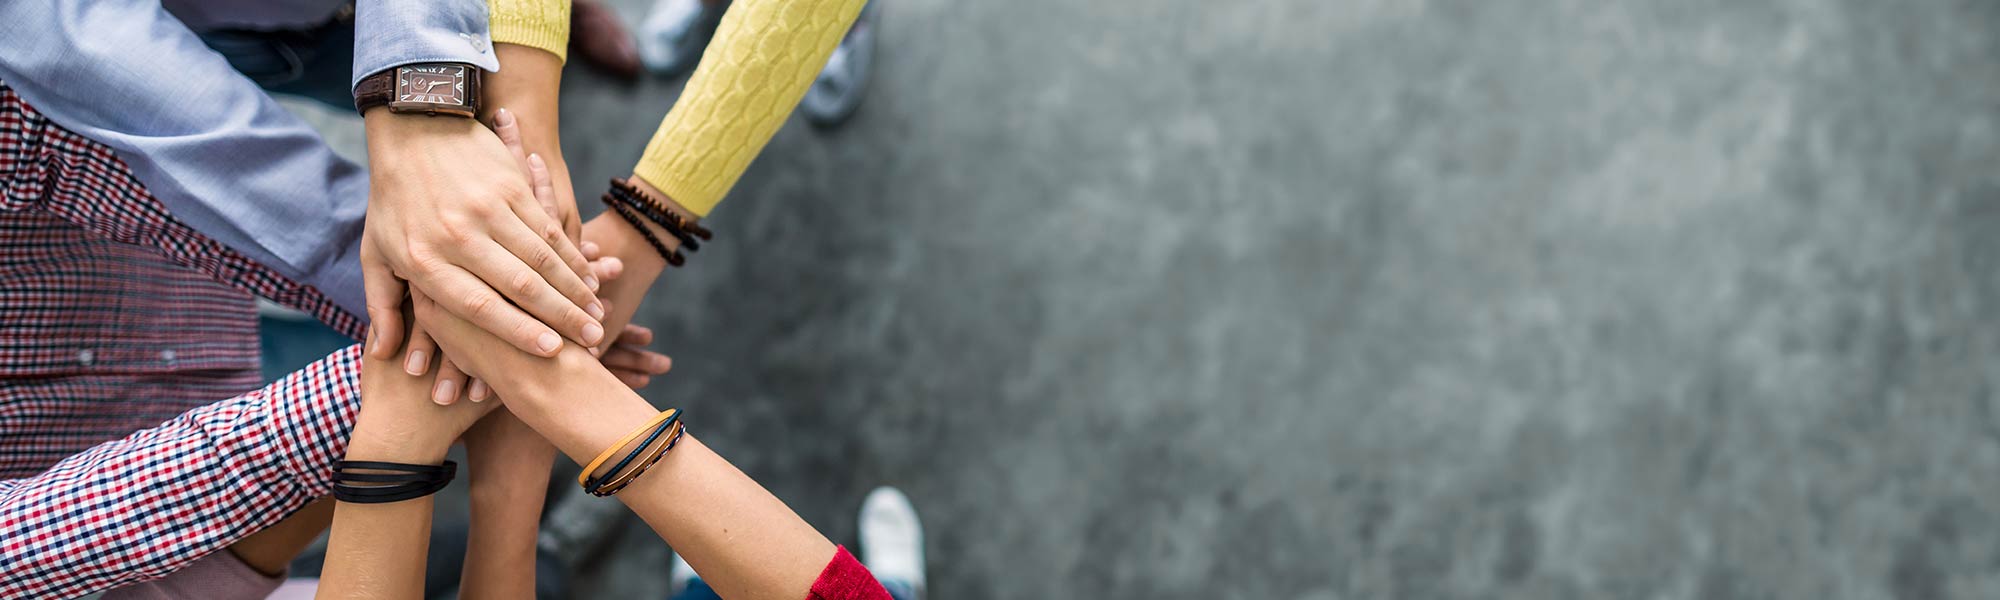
[360,110,602,404]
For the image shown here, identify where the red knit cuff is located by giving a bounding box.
[806,546,893,600]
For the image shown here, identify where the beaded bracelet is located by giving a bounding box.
[603,196,685,267]
[605,187,704,252]
[608,178,713,246]
[578,409,686,497]
[332,460,457,504]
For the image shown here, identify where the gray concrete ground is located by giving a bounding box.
[299,0,2000,598]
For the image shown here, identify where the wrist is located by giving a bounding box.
[363,111,479,153]
[348,408,455,464]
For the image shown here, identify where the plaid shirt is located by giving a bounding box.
[0,81,367,597]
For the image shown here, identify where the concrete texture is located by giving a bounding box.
[300,0,2000,598]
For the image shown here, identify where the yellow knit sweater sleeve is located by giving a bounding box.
[633,0,867,217]
[487,0,570,62]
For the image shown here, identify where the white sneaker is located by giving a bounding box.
[637,0,726,76]
[858,486,925,599]
[669,550,698,595]
[799,0,877,128]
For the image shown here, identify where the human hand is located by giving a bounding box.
[353,321,502,463]
[409,107,608,405]
[360,111,604,374]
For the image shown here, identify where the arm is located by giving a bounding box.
[0,346,366,599]
[586,0,868,346]
[417,297,888,600]
[355,0,606,381]
[0,0,372,328]
[318,334,497,599]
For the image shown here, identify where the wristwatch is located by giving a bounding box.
[353,63,481,118]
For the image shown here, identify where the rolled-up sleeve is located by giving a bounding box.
[0,346,364,600]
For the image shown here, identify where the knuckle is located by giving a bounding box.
[462,294,498,320]
[511,271,541,297]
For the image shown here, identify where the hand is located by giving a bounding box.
[414,108,605,406]
[354,321,501,461]
[360,111,604,372]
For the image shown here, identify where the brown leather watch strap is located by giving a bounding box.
[352,69,394,116]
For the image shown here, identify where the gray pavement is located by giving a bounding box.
[307,0,2000,598]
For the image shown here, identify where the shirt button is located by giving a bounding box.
[161,349,177,363]
[461,32,489,54]
[77,349,94,366]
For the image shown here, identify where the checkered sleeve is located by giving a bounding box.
[0,82,365,340]
[0,345,362,599]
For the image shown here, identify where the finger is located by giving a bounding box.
[362,258,407,360]
[619,323,653,347]
[485,220,604,341]
[602,346,672,375]
[506,189,597,297]
[610,370,651,389]
[403,323,437,377]
[581,241,601,261]
[467,378,492,403]
[530,154,595,293]
[434,357,469,406]
[493,108,530,172]
[418,263,566,357]
[592,256,624,284]
[530,154,558,220]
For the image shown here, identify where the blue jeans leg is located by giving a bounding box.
[196,19,358,111]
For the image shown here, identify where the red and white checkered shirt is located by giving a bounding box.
[0,81,367,598]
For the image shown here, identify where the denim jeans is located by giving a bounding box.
[671,577,920,600]
[197,18,358,111]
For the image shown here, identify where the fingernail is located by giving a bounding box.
[590,345,604,357]
[469,380,491,402]
[537,332,562,354]
[582,322,604,345]
[584,274,600,291]
[404,350,428,376]
[586,300,605,320]
[496,107,513,126]
[530,153,545,169]
[433,380,457,405]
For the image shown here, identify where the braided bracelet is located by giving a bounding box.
[332,460,456,504]
[593,420,684,496]
[578,409,685,497]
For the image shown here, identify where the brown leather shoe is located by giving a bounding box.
[571,0,642,82]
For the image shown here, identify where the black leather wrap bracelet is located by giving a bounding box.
[331,460,457,504]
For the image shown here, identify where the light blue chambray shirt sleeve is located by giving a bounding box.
[0,0,371,322]
[351,0,499,89]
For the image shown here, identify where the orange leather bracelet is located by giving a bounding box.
[578,408,680,489]
[594,420,685,496]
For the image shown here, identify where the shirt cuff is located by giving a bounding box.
[350,0,501,90]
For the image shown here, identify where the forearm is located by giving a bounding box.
[0,346,365,598]
[317,406,456,599]
[496,352,834,600]
[632,0,867,215]
[459,415,555,600]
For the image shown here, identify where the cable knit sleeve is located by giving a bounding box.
[632,0,867,217]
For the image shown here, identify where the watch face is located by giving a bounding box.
[396,65,468,106]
